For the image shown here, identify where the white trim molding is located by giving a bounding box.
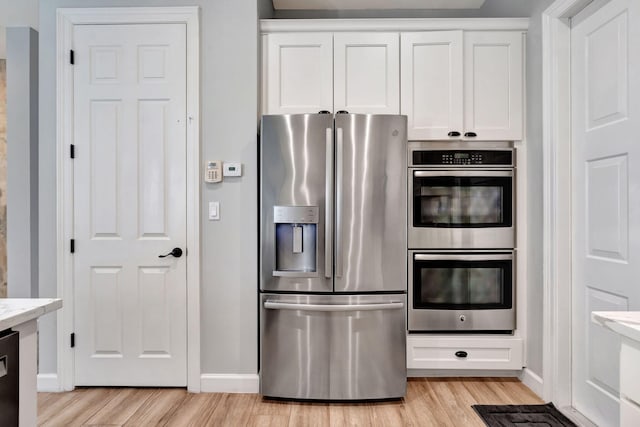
[200,374,260,394]
[56,6,201,392]
[261,18,529,33]
[541,0,596,408]
[37,374,61,392]
[519,368,544,399]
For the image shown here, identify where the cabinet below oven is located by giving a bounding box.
[407,335,523,370]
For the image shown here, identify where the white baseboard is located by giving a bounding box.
[37,374,61,392]
[200,374,259,393]
[519,368,543,399]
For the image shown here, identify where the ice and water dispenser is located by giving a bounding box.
[273,206,318,276]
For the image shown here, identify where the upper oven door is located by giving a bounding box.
[408,170,514,249]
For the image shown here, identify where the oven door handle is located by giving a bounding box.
[414,253,513,262]
[413,170,513,178]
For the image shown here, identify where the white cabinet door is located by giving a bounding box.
[334,32,399,114]
[264,33,333,114]
[463,31,523,140]
[401,31,463,140]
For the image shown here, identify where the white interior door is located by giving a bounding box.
[571,0,640,424]
[72,23,187,386]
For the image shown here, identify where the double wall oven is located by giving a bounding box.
[408,141,516,332]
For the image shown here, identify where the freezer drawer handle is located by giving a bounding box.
[263,301,404,312]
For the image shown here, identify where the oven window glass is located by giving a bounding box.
[413,176,512,228]
[413,259,512,310]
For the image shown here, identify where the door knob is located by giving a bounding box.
[159,248,183,258]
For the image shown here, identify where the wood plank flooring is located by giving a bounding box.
[38,377,543,426]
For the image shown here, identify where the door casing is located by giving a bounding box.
[56,7,200,392]
[542,0,615,422]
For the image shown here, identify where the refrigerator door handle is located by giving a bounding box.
[325,128,333,279]
[263,301,404,312]
[335,127,344,278]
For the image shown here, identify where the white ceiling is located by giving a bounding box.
[273,0,486,10]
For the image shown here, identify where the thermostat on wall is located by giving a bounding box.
[223,162,242,177]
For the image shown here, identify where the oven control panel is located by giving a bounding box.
[412,150,513,167]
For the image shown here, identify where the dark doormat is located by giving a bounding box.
[472,403,577,426]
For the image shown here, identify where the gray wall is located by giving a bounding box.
[38,0,260,375]
[37,0,549,382]
[6,27,38,299]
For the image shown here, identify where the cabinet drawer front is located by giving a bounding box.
[407,336,523,370]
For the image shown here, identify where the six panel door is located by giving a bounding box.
[571,0,640,425]
[73,23,188,386]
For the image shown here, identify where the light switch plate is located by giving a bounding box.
[209,201,220,220]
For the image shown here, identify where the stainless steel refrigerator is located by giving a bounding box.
[259,113,407,400]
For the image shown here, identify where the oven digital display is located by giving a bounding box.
[454,153,469,159]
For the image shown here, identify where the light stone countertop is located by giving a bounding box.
[0,298,63,331]
[592,311,640,343]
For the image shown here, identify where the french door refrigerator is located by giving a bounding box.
[259,113,407,400]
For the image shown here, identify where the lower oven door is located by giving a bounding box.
[408,251,515,332]
[408,169,514,249]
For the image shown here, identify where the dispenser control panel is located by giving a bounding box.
[273,206,318,224]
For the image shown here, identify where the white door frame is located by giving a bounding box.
[541,0,613,410]
[56,7,201,392]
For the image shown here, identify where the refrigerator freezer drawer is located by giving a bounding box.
[260,294,406,400]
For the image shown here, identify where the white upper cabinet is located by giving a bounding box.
[463,31,524,141]
[401,31,463,140]
[262,24,525,141]
[334,32,400,114]
[264,32,333,114]
[401,30,524,141]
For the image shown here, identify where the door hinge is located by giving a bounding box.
[70,333,75,348]
[70,239,75,253]
[70,144,75,159]
[70,50,75,65]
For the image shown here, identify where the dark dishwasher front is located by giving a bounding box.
[0,330,19,426]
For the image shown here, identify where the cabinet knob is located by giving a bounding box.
[447,131,461,137]
[455,351,468,358]
[318,110,331,114]
[336,110,349,115]
[464,132,477,137]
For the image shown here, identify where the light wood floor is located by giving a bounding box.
[37,377,543,426]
